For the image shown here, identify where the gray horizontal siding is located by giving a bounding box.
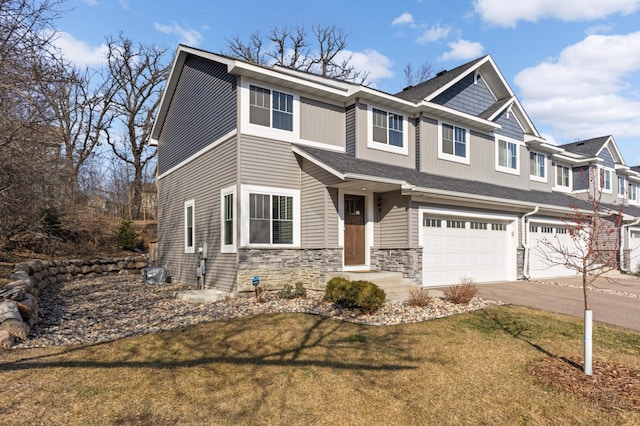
[300,97,345,148]
[600,147,615,168]
[432,73,495,116]
[494,109,524,141]
[346,104,356,156]
[378,190,409,247]
[157,138,237,291]
[158,54,237,175]
[300,159,341,247]
[573,165,590,191]
[239,135,301,188]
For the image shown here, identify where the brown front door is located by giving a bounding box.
[344,195,366,266]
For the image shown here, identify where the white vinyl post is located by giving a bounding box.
[584,309,593,376]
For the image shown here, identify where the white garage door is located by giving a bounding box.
[628,229,640,270]
[421,213,516,286]
[529,223,580,279]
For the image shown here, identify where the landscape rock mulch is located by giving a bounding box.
[14,275,501,349]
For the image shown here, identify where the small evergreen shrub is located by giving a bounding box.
[444,278,479,304]
[277,281,307,299]
[324,277,385,312]
[407,288,432,307]
[116,219,143,251]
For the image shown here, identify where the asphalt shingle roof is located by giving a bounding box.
[295,145,593,212]
[559,136,610,157]
[394,56,488,103]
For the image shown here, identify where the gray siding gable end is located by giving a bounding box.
[432,73,496,117]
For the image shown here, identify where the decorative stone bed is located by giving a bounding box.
[0,257,148,348]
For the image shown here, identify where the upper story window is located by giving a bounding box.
[555,164,571,192]
[630,183,638,202]
[529,152,546,182]
[496,138,519,175]
[618,176,627,198]
[600,168,612,193]
[367,106,408,155]
[250,85,293,131]
[438,122,469,164]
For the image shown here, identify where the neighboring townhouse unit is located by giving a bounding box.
[150,45,640,291]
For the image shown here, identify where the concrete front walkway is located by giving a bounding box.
[473,273,640,332]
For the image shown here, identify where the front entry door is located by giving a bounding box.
[344,195,365,266]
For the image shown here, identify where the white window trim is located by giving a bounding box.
[618,175,627,199]
[495,136,521,176]
[239,78,300,143]
[366,105,409,156]
[220,185,237,253]
[437,121,470,165]
[529,151,547,183]
[553,163,572,193]
[599,166,613,194]
[240,184,300,248]
[184,199,195,254]
[630,182,638,204]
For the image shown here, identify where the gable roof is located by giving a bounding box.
[559,135,625,165]
[293,145,592,213]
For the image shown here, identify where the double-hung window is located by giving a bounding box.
[220,186,236,252]
[630,183,638,202]
[496,138,519,174]
[369,106,407,154]
[600,168,612,193]
[530,152,546,181]
[249,85,293,131]
[618,176,627,198]
[439,122,468,163]
[184,199,195,253]
[242,186,299,246]
[555,164,570,190]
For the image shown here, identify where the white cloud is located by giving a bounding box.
[154,22,203,46]
[392,12,414,26]
[514,32,640,141]
[585,23,615,35]
[53,32,108,67]
[416,24,451,44]
[474,0,640,27]
[337,49,394,86]
[438,39,484,61]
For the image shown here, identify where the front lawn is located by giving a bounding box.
[1,306,638,425]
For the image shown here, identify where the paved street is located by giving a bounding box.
[473,273,640,332]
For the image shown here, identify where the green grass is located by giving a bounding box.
[0,305,638,425]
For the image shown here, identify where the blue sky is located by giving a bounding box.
[56,0,640,164]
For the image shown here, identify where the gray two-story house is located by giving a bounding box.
[150,45,640,291]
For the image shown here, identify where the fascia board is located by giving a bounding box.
[291,146,345,180]
[425,56,491,101]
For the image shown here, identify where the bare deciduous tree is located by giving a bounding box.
[227,24,369,83]
[403,61,435,87]
[537,170,623,375]
[105,33,169,220]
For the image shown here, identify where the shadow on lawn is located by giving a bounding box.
[1,314,418,373]
[480,309,583,371]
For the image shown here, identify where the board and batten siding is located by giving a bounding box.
[419,116,530,190]
[300,159,341,247]
[377,190,409,247]
[157,54,237,175]
[432,73,495,116]
[300,97,345,149]
[157,137,238,291]
[239,135,301,188]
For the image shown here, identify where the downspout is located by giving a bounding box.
[620,218,640,273]
[521,206,539,280]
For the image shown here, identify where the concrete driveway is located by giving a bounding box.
[471,273,640,332]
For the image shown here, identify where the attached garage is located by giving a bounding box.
[419,208,518,286]
[528,221,580,279]
[627,228,640,271]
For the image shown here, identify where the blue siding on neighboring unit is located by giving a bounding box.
[600,147,615,168]
[346,104,356,156]
[573,165,590,190]
[494,109,524,141]
[432,73,495,116]
[158,55,237,175]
